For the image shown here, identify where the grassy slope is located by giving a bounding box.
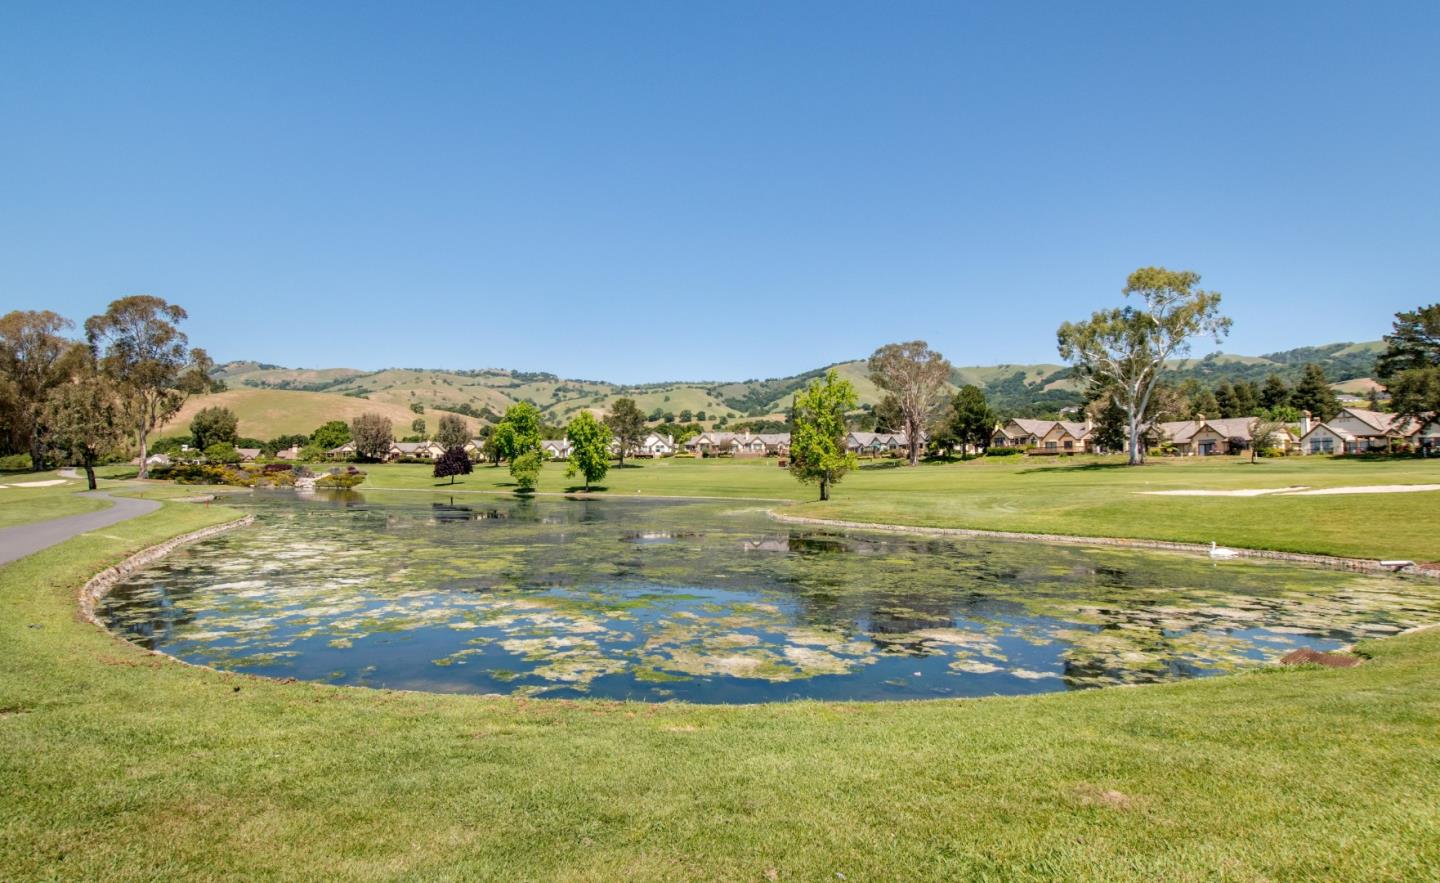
[160,388,480,440]
[365,455,1440,561]
[2,502,1438,880]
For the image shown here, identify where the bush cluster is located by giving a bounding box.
[983,447,1024,457]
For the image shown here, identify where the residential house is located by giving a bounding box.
[540,439,573,460]
[235,447,262,462]
[388,441,444,461]
[275,445,303,461]
[1151,417,1298,456]
[845,431,909,457]
[326,442,357,460]
[635,433,677,457]
[1300,407,1439,455]
[685,432,736,456]
[991,419,1092,454]
[753,433,790,456]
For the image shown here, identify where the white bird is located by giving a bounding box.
[1209,541,1240,560]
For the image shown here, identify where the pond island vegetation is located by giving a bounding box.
[2,282,1440,879]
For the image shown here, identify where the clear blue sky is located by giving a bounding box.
[2,2,1436,383]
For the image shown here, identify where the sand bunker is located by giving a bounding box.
[1143,484,1440,498]
[1,479,70,488]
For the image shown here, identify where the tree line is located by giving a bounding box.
[0,297,218,487]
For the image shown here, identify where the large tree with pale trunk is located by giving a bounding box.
[84,296,215,478]
[867,341,952,466]
[43,354,125,490]
[1057,268,1231,465]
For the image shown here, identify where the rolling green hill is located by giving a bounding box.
[160,388,481,442]
[212,339,1383,429]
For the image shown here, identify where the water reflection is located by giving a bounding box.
[97,491,1440,703]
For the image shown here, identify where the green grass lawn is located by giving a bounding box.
[2,502,1438,880]
[363,454,1440,561]
[0,470,108,528]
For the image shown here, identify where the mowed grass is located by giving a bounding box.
[2,502,1438,880]
[364,454,1440,561]
[0,470,107,528]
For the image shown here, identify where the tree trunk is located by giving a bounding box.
[29,427,46,473]
[137,423,150,479]
[820,476,830,501]
[83,459,97,491]
[1127,411,1142,466]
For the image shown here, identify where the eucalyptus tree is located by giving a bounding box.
[788,369,858,501]
[1057,268,1230,465]
[84,296,214,478]
[351,413,394,461]
[868,341,952,465]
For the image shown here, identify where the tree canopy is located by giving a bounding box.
[788,369,858,501]
[1291,363,1340,422]
[868,341,951,466]
[604,398,646,468]
[351,413,394,461]
[42,355,124,490]
[1057,267,1231,464]
[432,446,473,484]
[190,406,238,451]
[435,414,471,451]
[84,296,214,478]
[565,411,611,491]
[310,420,351,450]
[949,385,996,457]
[1376,304,1440,426]
[0,310,85,470]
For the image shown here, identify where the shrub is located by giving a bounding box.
[0,453,33,472]
[316,471,366,489]
[984,447,1023,457]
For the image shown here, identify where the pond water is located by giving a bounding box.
[99,491,1440,702]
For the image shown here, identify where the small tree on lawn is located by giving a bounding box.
[605,397,646,466]
[1057,267,1231,465]
[43,363,124,491]
[433,446,473,484]
[351,413,394,462]
[565,411,611,492]
[949,385,996,458]
[789,369,858,501]
[435,413,471,451]
[510,450,542,493]
[1249,418,1287,463]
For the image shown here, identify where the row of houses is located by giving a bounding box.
[990,408,1440,456]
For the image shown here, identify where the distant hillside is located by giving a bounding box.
[160,388,481,441]
[212,339,1383,428]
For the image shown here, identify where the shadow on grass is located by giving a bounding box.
[563,485,609,494]
[1019,461,1139,474]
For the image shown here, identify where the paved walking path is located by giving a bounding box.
[0,491,161,567]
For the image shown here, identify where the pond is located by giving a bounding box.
[98,491,1440,702]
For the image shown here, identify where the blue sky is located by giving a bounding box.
[2,2,1436,383]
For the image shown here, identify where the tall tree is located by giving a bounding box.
[1249,417,1287,463]
[1291,363,1340,421]
[510,451,542,493]
[1260,374,1291,410]
[42,357,124,490]
[410,417,427,437]
[432,446,473,485]
[351,413,394,461]
[1375,304,1440,379]
[190,406,238,451]
[0,310,83,470]
[949,385,996,457]
[1376,304,1440,427]
[435,413,471,450]
[1191,388,1220,419]
[494,402,543,483]
[565,411,612,492]
[788,369,858,501]
[1214,381,1238,418]
[84,296,214,478]
[868,341,951,465]
[1233,380,1260,417]
[872,394,905,434]
[605,397,646,467]
[1089,394,1128,454]
[1057,267,1231,464]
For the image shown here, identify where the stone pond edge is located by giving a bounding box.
[78,514,257,628]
